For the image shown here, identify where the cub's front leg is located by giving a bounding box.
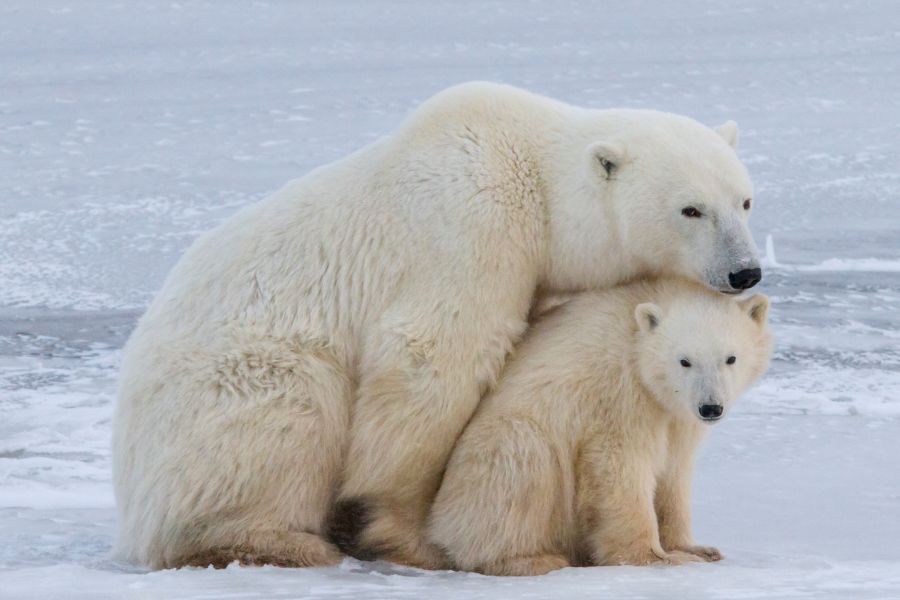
[578,442,703,567]
[655,420,722,562]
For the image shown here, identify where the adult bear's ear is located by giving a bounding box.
[715,120,739,149]
[739,294,769,326]
[634,303,662,333]
[587,141,625,179]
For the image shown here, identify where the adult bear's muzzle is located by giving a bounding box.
[728,267,762,291]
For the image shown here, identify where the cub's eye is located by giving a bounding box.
[726,355,737,365]
[681,206,702,218]
[743,198,752,210]
[680,359,692,368]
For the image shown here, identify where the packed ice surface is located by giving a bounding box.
[1,1,899,598]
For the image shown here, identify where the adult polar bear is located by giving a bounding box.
[113,82,761,570]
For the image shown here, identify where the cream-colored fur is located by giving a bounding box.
[428,278,772,575]
[113,82,759,569]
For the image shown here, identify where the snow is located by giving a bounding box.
[1,1,899,598]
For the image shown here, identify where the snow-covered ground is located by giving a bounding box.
[1,1,899,598]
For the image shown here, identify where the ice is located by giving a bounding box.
[2,0,899,598]
[797,258,900,272]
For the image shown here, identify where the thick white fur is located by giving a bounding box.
[113,82,758,569]
[428,278,772,576]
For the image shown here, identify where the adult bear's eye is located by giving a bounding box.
[743,198,752,210]
[726,355,737,365]
[681,206,702,218]
[680,358,692,368]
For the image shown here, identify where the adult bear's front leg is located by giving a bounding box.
[331,362,478,568]
[329,311,525,569]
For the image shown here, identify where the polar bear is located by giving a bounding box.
[427,278,772,576]
[112,82,761,570]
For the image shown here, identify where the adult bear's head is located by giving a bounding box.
[544,110,761,295]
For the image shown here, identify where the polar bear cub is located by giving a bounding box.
[428,277,772,576]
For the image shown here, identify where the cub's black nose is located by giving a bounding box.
[729,268,762,290]
[699,404,724,421]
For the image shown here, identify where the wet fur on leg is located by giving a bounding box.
[327,497,379,560]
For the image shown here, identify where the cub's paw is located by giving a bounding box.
[601,546,674,566]
[662,549,707,565]
[675,544,722,562]
[481,553,571,576]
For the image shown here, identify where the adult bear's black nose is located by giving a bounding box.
[698,404,724,421]
[729,268,762,290]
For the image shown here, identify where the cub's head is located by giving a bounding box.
[548,112,760,294]
[633,287,772,423]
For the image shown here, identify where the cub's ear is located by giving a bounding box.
[586,141,625,179]
[739,294,769,326]
[634,303,662,333]
[715,120,739,149]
